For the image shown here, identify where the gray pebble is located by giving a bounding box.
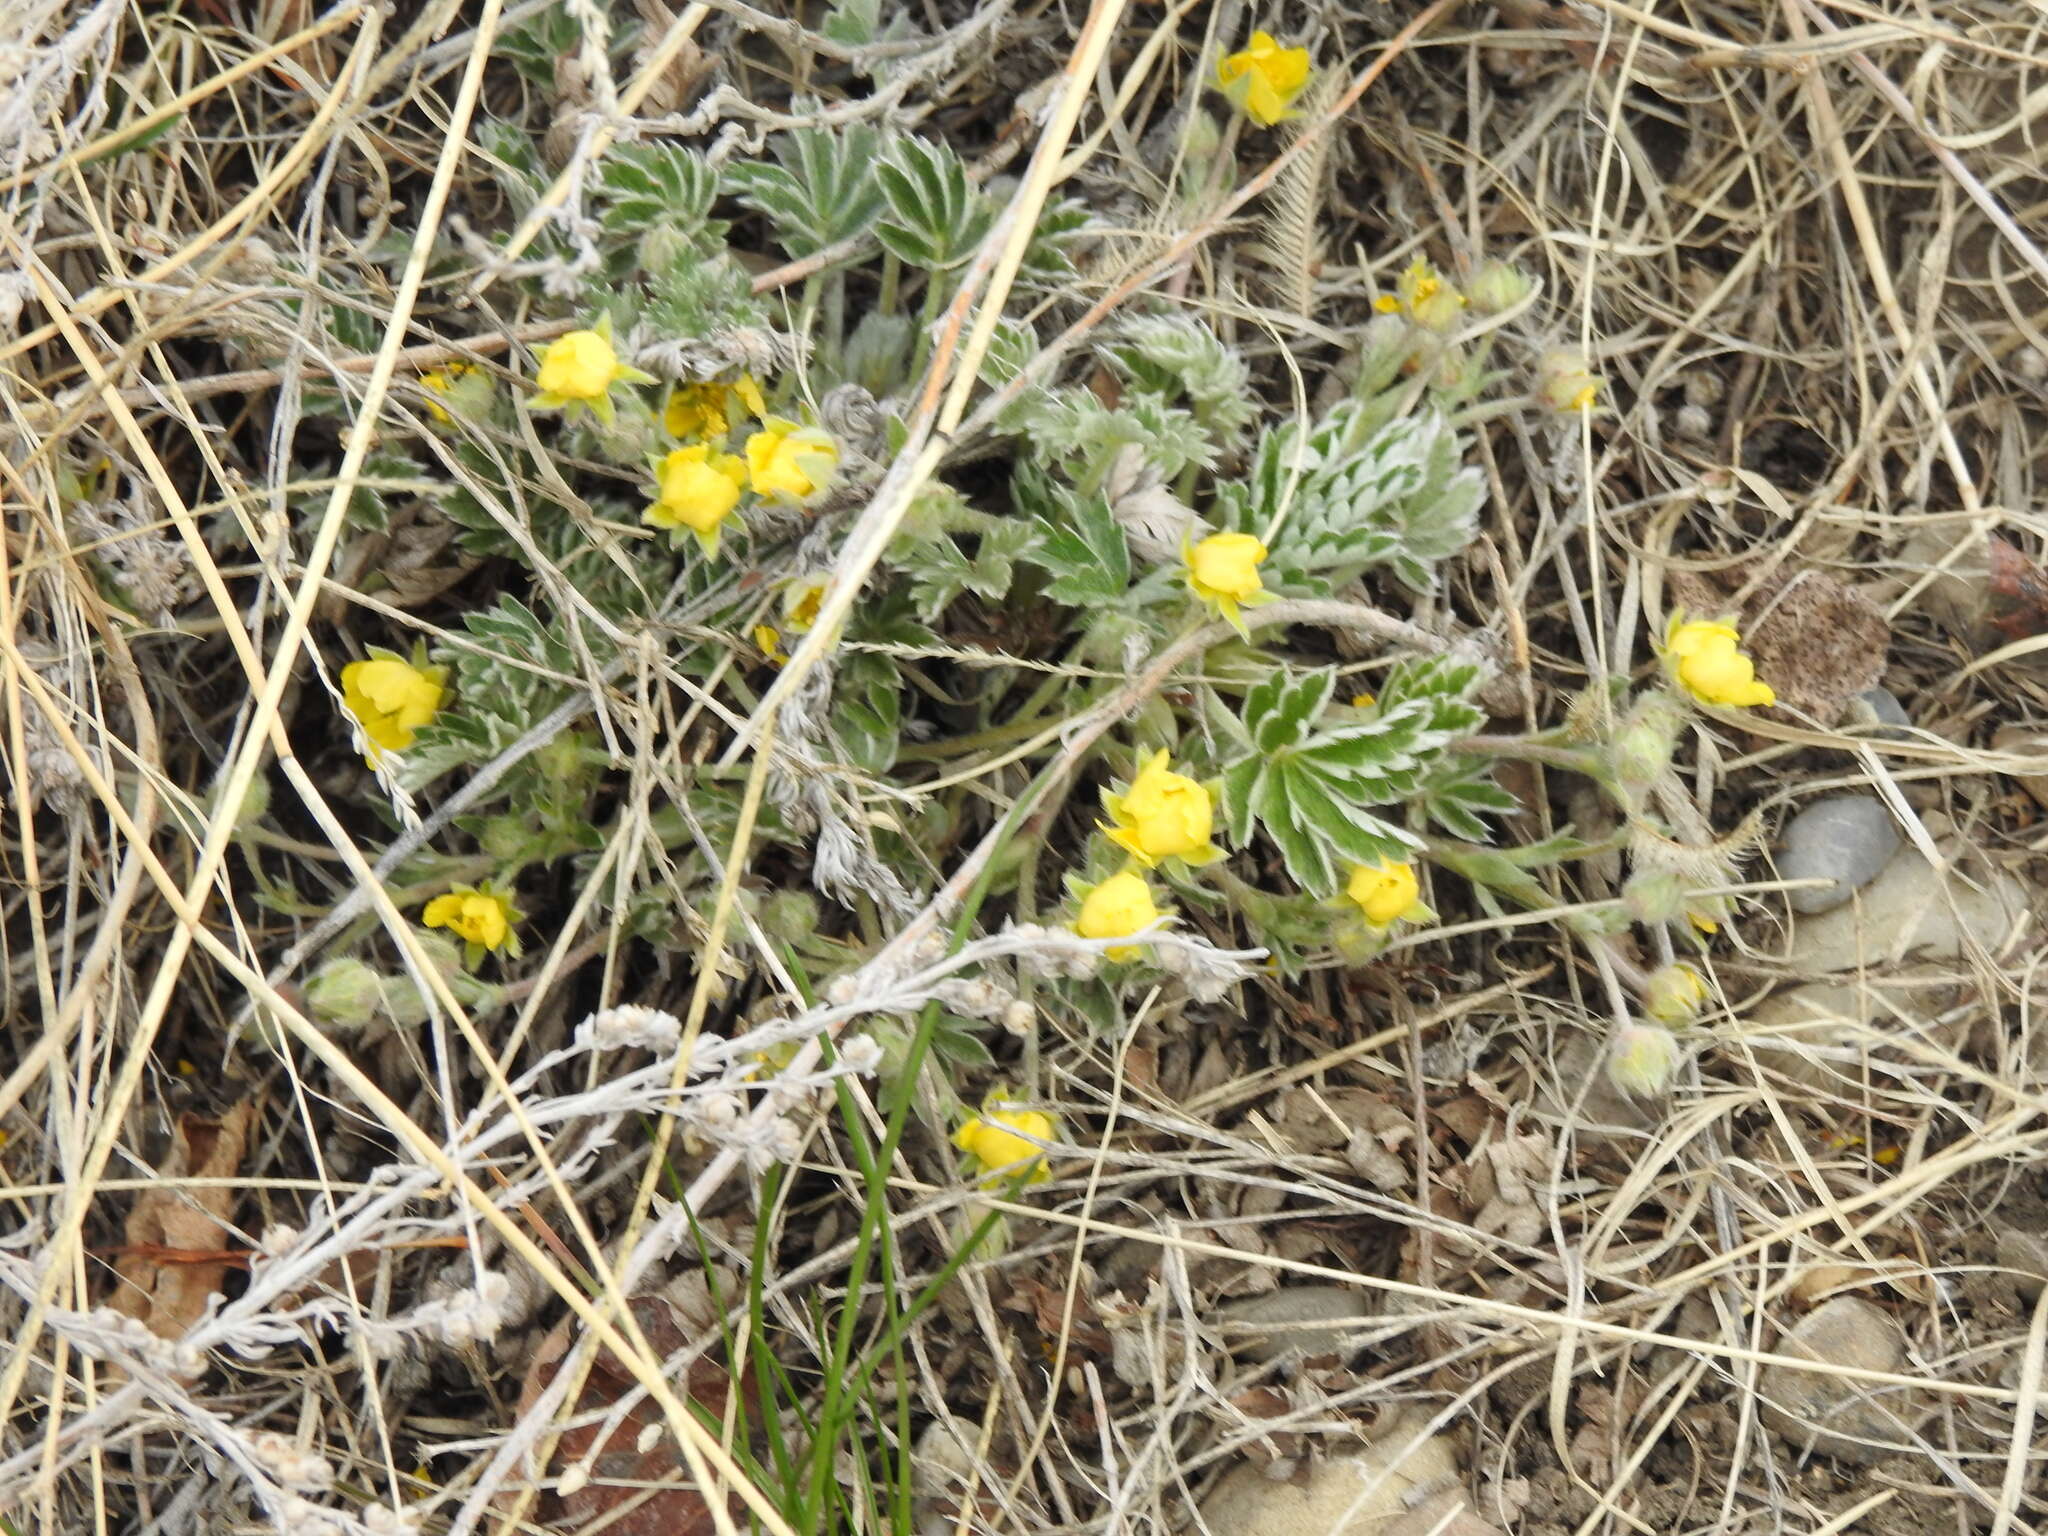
[1851,686,1911,737]
[1779,796,1902,915]
[1216,1285,1375,1364]
[1761,1297,1919,1463]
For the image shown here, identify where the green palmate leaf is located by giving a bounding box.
[597,142,719,234]
[725,121,887,258]
[1420,755,1519,840]
[1244,668,1336,753]
[1108,314,1259,448]
[1223,670,1471,894]
[1028,493,1129,606]
[1218,401,1485,596]
[337,449,438,535]
[474,118,551,216]
[1017,196,1094,284]
[496,3,580,85]
[875,137,993,270]
[892,515,1033,622]
[833,651,903,774]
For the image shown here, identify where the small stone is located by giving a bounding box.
[1201,1417,1461,1536]
[1778,796,1901,914]
[1385,1489,1505,1536]
[1847,687,1911,738]
[1786,844,2030,973]
[1760,1297,1919,1464]
[1995,1229,2048,1302]
[1216,1285,1375,1364]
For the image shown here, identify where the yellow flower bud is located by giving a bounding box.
[1073,870,1165,961]
[1215,31,1312,127]
[1606,1023,1682,1098]
[422,882,522,962]
[744,418,840,504]
[1643,963,1710,1025]
[644,444,748,555]
[1345,859,1426,927]
[953,1107,1056,1185]
[341,654,446,765]
[1373,256,1466,333]
[1537,350,1602,413]
[1184,531,1271,636]
[1101,750,1222,868]
[1662,613,1775,709]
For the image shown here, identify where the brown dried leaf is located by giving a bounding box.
[108,1101,256,1340]
[512,1291,733,1536]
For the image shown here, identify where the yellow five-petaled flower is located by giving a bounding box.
[1346,859,1427,928]
[1185,531,1273,637]
[953,1106,1057,1186]
[423,882,523,964]
[1216,30,1312,127]
[1072,870,1166,961]
[341,653,446,766]
[745,418,840,505]
[1663,613,1775,709]
[531,315,656,426]
[1101,749,1222,868]
[644,444,749,556]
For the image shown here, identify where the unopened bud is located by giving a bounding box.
[1642,962,1709,1024]
[1538,350,1601,413]
[1605,1023,1682,1098]
[1467,260,1534,315]
[303,957,392,1032]
[1612,690,1686,794]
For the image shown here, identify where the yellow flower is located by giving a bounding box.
[1606,1023,1682,1098]
[1350,692,1377,709]
[1185,531,1273,636]
[1374,256,1466,332]
[1216,30,1311,126]
[1643,962,1709,1025]
[341,653,446,765]
[422,882,523,963]
[643,444,748,555]
[783,575,829,633]
[953,1107,1056,1185]
[664,375,767,441]
[1073,869,1166,961]
[1101,750,1221,868]
[1345,859,1425,928]
[1663,613,1775,709]
[531,315,655,425]
[753,623,788,665]
[745,418,840,505]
